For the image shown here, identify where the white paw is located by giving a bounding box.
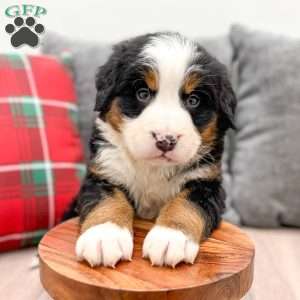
[143,225,199,267]
[75,222,133,268]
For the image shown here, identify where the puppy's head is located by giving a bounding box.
[95,32,236,166]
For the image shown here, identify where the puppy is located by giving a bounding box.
[74,32,236,268]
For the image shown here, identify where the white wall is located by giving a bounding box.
[1,0,300,53]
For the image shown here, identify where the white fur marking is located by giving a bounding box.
[141,33,198,91]
[76,222,133,268]
[143,225,199,267]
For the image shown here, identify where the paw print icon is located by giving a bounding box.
[5,16,45,48]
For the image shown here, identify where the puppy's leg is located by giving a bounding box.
[75,174,134,267]
[143,180,225,267]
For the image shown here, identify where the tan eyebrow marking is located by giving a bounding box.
[143,68,158,91]
[183,71,202,94]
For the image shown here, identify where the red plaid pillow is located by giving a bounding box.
[0,53,85,251]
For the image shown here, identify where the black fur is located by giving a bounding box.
[75,172,115,223]
[89,125,112,157]
[94,33,159,118]
[184,179,226,236]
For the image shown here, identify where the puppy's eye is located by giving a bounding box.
[185,95,201,109]
[136,87,151,102]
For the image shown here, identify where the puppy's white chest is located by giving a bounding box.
[128,167,179,219]
[97,146,181,219]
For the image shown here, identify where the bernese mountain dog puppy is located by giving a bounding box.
[73,32,236,268]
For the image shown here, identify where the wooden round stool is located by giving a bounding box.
[39,218,254,300]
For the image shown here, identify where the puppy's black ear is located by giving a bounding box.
[94,34,155,117]
[218,78,237,130]
[94,61,116,117]
[94,41,130,117]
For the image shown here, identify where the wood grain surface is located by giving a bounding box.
[39,218,254,300]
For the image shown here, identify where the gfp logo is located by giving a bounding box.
[4,4,47,48]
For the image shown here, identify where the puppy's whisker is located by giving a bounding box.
[200,73,218,79]
[199,83,217,87]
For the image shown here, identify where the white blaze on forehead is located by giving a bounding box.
[141,33,198,97]
[135,33,201,137]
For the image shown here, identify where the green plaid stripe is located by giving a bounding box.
[0,53,25,69]
[21,166,48,197]
[3,96,79,129]
[0,230,47,244]
[1,97,78,110]
[20,230,48,247]
[0,162,86,173]
[68,109,79,125]
[60,51,73,67]
[60,51,74,77]
[10,99,40,128]
[76,166,86,181]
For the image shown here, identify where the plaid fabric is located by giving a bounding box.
[0,53,86,252]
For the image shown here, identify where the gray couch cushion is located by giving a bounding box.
[42,32,113,159]
[41,32,240,224]
[230,25,300,227]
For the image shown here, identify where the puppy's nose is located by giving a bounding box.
[152,133,178,152]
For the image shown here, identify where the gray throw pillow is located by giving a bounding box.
[42,32,113,159]
[230,25,300,227]
[41,32,240,225]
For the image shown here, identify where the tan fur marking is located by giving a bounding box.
[200,115,218,147]
[144,69,158,91]
[204,162,222,180]
[81,190,134,234]
[183,72,201,94]
[183,162,222,182]
[105,99,123,132]
[156,191,206,242]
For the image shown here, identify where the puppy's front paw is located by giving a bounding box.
[143,225,199,267]
[75,222,133,268]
